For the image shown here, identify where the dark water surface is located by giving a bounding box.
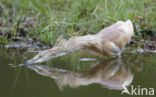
[0,48,156,97]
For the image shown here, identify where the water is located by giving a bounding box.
[0,48,156,97]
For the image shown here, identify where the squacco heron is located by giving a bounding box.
[19,20,134,66]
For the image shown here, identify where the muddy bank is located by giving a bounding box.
[0,34,156,52]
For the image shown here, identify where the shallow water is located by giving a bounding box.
[0,48,156,97]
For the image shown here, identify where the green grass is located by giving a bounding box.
[0,0,156,45]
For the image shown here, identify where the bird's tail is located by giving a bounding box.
[126,19,134,35]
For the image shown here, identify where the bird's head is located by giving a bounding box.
[19,50,66,66]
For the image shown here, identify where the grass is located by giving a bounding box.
[0,0,156,45]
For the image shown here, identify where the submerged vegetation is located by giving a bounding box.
[0,0,156,48]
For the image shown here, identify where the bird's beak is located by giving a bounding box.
[34,52,67,63]
[18,55,41,66]
[19,52,67,66]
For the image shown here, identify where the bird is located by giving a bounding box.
[19,19,134,66]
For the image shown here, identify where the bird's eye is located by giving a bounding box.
[38,56,41,59]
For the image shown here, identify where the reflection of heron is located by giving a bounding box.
[20,20,134,66]
[26,58,133,90]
